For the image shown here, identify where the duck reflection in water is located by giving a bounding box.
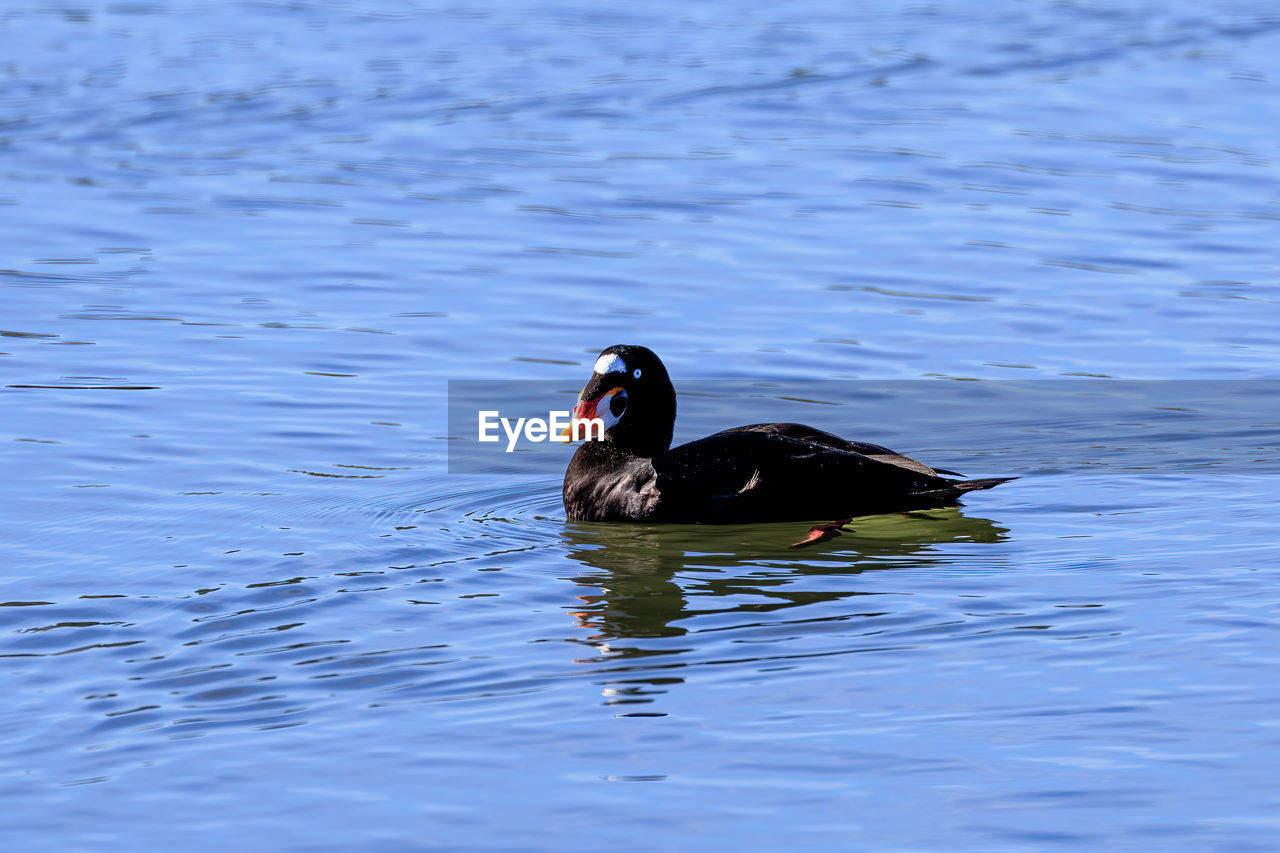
[560,509,1010,708]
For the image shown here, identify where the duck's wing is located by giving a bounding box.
[712,422,963,478]
[651,429,953,523]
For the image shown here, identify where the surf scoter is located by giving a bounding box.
[561,345,1014,527]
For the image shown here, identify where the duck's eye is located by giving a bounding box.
[632,368,642,379]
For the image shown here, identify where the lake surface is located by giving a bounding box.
[4,1,1280,849]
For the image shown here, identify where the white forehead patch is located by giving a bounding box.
[593,353,626,375]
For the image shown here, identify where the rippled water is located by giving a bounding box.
[4,1,1280,849]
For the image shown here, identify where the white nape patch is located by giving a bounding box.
[593,353,626,375]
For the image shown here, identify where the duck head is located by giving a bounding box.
[563,344,676,457]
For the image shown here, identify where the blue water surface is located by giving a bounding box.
[3,1,1280,850]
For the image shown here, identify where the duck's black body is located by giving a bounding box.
[562,345,1014,524]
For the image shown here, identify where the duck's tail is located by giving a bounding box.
[951,476,1018,494]
[915,476,1018,502]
